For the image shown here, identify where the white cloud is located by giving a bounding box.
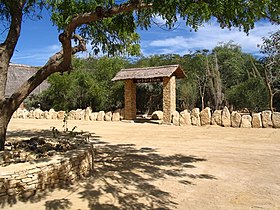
[12,44,62,66]
[142,21,280,56]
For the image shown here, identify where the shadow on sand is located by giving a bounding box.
[1,130,216,210]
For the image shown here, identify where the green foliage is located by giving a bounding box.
[227,77,269,111]
[39,56,128,111]
[35,41,275,113]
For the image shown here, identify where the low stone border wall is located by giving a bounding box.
[168,107,280,128]
[0,145,93,199]
[12,106,280,128]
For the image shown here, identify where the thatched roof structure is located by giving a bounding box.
[5,64,49,98]
[112,65,186,82]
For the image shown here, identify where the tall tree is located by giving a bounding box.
[259,30,280,111]
[0,0,280,150]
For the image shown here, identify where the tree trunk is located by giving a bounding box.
[0,102,14,150]
[264,67,274,111]
[0,116,9,151]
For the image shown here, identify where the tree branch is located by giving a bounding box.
[8,35,86,112]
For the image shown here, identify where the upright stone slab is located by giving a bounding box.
[172,111,180,126]
[221,106,231,127]
[28,110,34,119]
[272,112,280,128]
[57,111,65,120]
[84,107,92,121]
[112,109,121,121]
[151,111,163,120]
[191,108,200,126]
[34,108,43,119]
[90,112,98,121]
[105,111,112,121]
[74,109,83,120]
[200,107,211,126]
[97,111,105,121]
[179,110,191,126]
[261,110,273,128]
[231,111,242,128]
[211,110,222,126]
[49,109,57,120]
[163,76,176,124]
[241,115,252,128]
[252,113,262,128]
[68,110,76,120]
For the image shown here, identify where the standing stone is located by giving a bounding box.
[105,111,113,121]
[57,111,65,120]
[90,112,98,121]
[172,111,180,126]
[97,111,105,121]
[112,109,121,121]
[211,110,222,126]
[28,110,34,119]
[252,113,262,128]
[221,106,231,127]
[200,107,211,126]
[231,111,242,128]
[68,110,76,120]
[191,108,200,126]
[85,107,92,121]
[75,109,83,120]
[179,110,191,126]
[23,109,29,119]
[261,110,273,128]
[272,112,280,128]
[151,111,163,120]
[34,108,44,119]
[49,109,57,120]
[241,115,252,128]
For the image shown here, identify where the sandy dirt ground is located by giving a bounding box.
[2,118,280,210]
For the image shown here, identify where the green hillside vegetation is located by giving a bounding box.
[31,42,278,113]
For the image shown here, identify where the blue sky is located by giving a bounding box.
[5,13,280,66]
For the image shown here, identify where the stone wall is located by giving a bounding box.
[0,145,93,198]
[12,106,280,128]
[169,107,280,128]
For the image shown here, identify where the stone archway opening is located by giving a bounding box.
[112,65,186,124]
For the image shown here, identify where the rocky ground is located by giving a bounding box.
[1,118,280,210]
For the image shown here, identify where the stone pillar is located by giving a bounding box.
[163,76,176,124]
[124,79,136,120]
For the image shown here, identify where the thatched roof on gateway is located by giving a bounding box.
[112,65,186,82]
[5,64,49,98]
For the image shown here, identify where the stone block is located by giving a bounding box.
[57,111,65,120]
[211,110,222,126]
[252,113,262,128]
[261,110,273,128]
[90,112,98,121]
[231,111,241,128]
[151,111,163,120]
[172,111,180,126]
[200,107,211,126]
[241,115,252,128]
[272,112,280,128]
[105,111,112,121]
[112,109,121,121]
[97,111,105,121]
[179,110,191,126]
[191,108,200,126]
[221,106,231,127]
